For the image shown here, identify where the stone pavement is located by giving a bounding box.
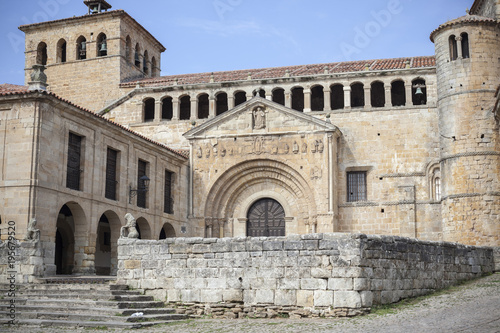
[1,273,499,333]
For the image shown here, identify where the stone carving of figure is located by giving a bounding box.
[220,146,226,157]
[283,143,290,154]
[196,145,202,158]
[25,218,40,242]
[254,137,264,154]
[293,141,299,154]
[302,142,308,153]
[253,107,266,129]
[205,144,211,158]
[213,144,218,157]
[318,140,324,153]
[121,213,139,239]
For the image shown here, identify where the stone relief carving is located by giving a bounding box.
[293,141,299,154]
[271,145,278,155]
[302,142,308,153]
[196,146,203,159]
[312,140,324,153]
[283,143,290,154]
[24,218,40,242]
[253,106,266,129]
[205,144,211,158]
[220,146,226,157]
[213,144,218,157]
[121,213,139,239]
[253,137,265,154]
[311,166,322,179]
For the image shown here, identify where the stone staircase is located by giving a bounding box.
[0,277,187,329]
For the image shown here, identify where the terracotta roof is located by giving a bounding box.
[18,10,165,52]
[0,87,188,159]
[430,14,498,41]
[121,56,436,88]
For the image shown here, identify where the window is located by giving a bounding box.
[137,160,148,208]
[330,84,344,110]
[347,172,367,202]
[66,132,83,191]
[291,87,304,111]
[449,35,458,61]
[216,92,229,116]
[97,33,107,57]
[134,44,141,67]
[77,36,87,60]
[391,80,406,106]
[461,32,470,59]
[125,36,132,63]
[143,50,149,75]
[179,95,191,120]
[162,97,173,120]
[144,98,155,122]
[430,166,441,201]
[351,83,365,108]
[311,85,324,111]
[105,148,118,200]
[198,94,209,119]
[434,177,441,201]
[36,42,47,65]
[371,81,385,107]
[254,89,266,98]
[234,91,247,106]
[272,88,285,106]
[412,79,427,106]
[57,39,67,63]
[164,170,174,214]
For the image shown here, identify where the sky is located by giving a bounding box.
[1,0,473,86]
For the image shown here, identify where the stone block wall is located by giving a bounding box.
[117,233,494,318]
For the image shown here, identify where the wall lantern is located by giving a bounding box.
[129,175,150,204]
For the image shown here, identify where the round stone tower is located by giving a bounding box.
[431,14,500,246]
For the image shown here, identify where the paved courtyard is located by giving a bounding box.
[2,273,499,333]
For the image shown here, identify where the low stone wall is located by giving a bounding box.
[0,241,44,284]
[117,233,494,318]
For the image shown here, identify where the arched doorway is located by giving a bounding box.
[94,211,121,276]
[136,217,151,239]
[55,204,75,275]
[247,198,285,237]
[159,223,176,239]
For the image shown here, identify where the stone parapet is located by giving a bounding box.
[117,233,494,318]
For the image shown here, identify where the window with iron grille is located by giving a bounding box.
[66,132,82,191]
[105,148,118,200]
[137,160,147,208]
[347,171,367,202]
[164,170,174,214]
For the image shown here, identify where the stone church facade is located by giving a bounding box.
[0,0,499,278]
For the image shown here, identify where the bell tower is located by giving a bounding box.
[19,0,166,111]
[431,5,500,246]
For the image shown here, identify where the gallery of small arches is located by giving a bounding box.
[54,203,175,276]
[141,78,428,122]
[35,34,159,77]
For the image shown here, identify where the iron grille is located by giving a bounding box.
[66,133,82,191]
[164,170,173,214]
[105,148,118,200]
[347,171,367,202]
[137,160,147,208]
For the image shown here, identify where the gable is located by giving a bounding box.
[184,97,339,140]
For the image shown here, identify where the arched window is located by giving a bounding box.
[391,80,406,106]
[449,35,458,61]
[272,88,285,106]
[125,36,132,63]
[412,78,427,105]
[179,96,191,120]
[151,57,157,77]
[143,98,155,122]
[330,84,344,110]
[57,39,67,63]
[143,50,149,75]
[461,32,470,59]
[216,92,228,116]
[351,83,364,108]
[291,87,304,111]
[198,94,209,119]
[370,81,385,107]
[311,85,324,111]
[254,89,265,98]
[234,91,247,106]
[97,33,107,57]
[134,43,141,67]
[161,97,173,120]
[430,166,441,201]
[37,42,48,65]
[76,36,87,60]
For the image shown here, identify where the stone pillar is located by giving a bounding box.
[285,91,292,108]
[456,36,463,59]
[172,98,179,120]
[364,87,371,109]
[304,89,311,112]
[324,89,331,111]
[190,97,197,120]
[228,94,235,109]
[343,86,351,109]
[405,84,412,107]
[384,85,391,107]
[209,96,216,118]
[154,100,161,123]
[266,92,272,101]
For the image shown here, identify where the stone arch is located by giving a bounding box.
[216,92,229,116]
[136,217,152,239]
[159,222,176,239]
[350,82,364,108]
[311,84,324,111]
[391,79,406,106]
[94,210,121,276]
[161,96,173,120]
[125,35,132,63]
[37,41,48,65]
[330,83,344,110]
[198,93,209,119]
[179,95,191,120]
[143,50,149,75]
[143,97,155,122]
[234,90,247,106]
[134,43,141,67]
[370,80,385,107]
[151,57,157,77]
[412,77,427,105]
[272,87,285,106]
[461,32,470,59]
[449,35,458,61]
[253,88,266,98]
[96,32,107,57]
[76,36,87,60]
[56,38,67,63]
[204,159,317,237]
[291,86,305,111]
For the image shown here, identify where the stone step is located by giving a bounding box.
[0,318,180,329]
[0,310,187,323]
[0,298,165,309]
[0,304,176,316]
[22,283,119,291]
[111,295,155,302]
[11,290,142,299]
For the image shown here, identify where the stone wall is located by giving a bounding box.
[117,233,494,318]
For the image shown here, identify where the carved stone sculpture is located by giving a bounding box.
[24,218,40,242]
[121,213,139,239]
[253,106,266,129]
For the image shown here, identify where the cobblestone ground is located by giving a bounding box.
[2,273,499,333]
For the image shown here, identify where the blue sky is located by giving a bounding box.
[1,0,473,85]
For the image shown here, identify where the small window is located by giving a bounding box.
[461,32,470,59]
[105,148,118,200]
[134,44,141,67]
[430,167,441,201]
[311,85,324,111]
[347,171,367,202]
[179,96,191,120]
[162,97,173,120]
[66,132,83,191]
[234,91,247,106]
[351,83,364,108]
[412,79,427,106]
[330,84,344,110]
[144,98,155,122]
[272,88,285,106]
[125,36,132,63]
[371,81,385,107]
[57,39,67,63]
[37,42,48,65]
[291,87,304,111]
[198,94,209,119]
[449,35,458,61]
[77,36,87,60]
[143,50,149,75]
[391,80,406,106]
[434,177,441,201]
[151,57,157,77]
[164,170,174,214]
[97,33,107,57]
[216,92,228,116]
[137,160,148,208]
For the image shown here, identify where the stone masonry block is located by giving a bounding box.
[314,290,334,307]
[301,278,327,290]
[334,291,362,308]
[296,290,314,307]
[201,289,223,303]
[255,289,275,304]
[275,290,297,306]
[223,289,243,302]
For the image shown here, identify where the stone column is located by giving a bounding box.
[405,84,412,107]
[209,96,216,118]
[285,91,292,108]
[456,36,463,59]
[324,89,331,111]
[364,87,371,109]
[154,100,161,123]
[266,92,272,101]
[343,86,351,109]
[190,97,197,120]
[228,94,235,109]
[172,98,179,120]
[304,89,311,112]
[384,85,391,107]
